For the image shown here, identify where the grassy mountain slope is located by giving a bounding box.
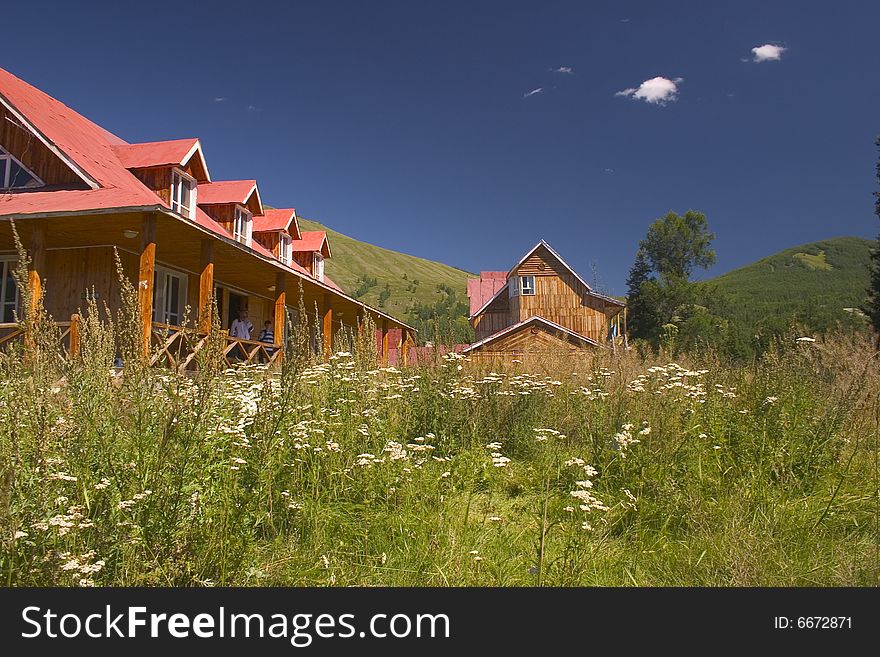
[298,218,473,319]
[703,236,872,322]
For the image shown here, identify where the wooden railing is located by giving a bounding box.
[150,322,283,370]
[0,317,78,357]
[0,318,282,370]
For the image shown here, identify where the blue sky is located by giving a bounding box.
[4,1,879,293]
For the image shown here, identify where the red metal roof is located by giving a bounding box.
[197,180,260,208]
[253,208,299,237]
[0,67,169,216]
[467,272,508,316]
[112,138,209,181]
[291,230,331,257]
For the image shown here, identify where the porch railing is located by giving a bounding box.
[150,322,283,370]
[0,318,283,371]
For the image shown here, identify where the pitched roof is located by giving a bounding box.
[291,230,331,258]
[112,138,210,182]
[509,240,592,291]
[463,315,600,353]
[0,67,170,216]
[197,180,262,214]
[467,272,509,316]
[253,208,300,238]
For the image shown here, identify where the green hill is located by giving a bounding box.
[703,236,873,325]
[298,218,473,323]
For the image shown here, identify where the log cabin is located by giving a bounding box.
[465,240,626,359]
[0,67,414,367]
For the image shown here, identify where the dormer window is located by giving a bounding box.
[509,277,519,297]
[520,275,536,296]
[0,146,43,190]
[279,233,292,265]
[233,205,252,245]
[170,169,196,219]
[313,253,324,282]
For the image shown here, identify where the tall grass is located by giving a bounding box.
[0,259,877,586]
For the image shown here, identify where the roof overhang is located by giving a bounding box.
[463,315,600,353]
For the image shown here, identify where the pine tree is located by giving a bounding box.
[865,136,880,335]
[625,249,656,339]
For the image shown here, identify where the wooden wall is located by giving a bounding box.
[41,247,137,320]
[473,291,513,340]
[0,107,86,189]
[254,231,280,258]
[130,167,172,205]
[199,204,236,234]
[292,252,313,276]
[470,322,590,359]
[513,246,611,342]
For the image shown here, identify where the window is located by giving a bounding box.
[0,146,43,190]
[0,258,20,322]
[313,253,324,282]
[233,205,252,245]
[508,277,519,297]
[519,275,535,296]
[170,169,197,219]
[152,265,188,327]
[279,233,292,265]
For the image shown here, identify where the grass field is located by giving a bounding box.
[2,287,877,586]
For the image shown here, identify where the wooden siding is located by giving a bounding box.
[0,107,86,188]
[473,290,512,340]
[292,251,313,275]
[254,231,280,257]
[470,322,590,359]
[199,203,236,234]
[40,247,136,320]
[513,245,611,342]
[130,167,172,205]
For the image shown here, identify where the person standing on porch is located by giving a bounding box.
[230,309,253,340]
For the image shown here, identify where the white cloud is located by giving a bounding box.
[751,44,786,62]
[523,87,543,99]
[214,97,226,102]
[615,76,682,105]
[550,66,573,74]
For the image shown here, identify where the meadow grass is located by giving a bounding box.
[0,277,877,586]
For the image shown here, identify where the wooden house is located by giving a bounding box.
[465,240,626,358]
[0,67,413,367]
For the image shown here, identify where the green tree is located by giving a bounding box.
[626,210,719,349]
[865,136,880,334]
[625,249,657,340]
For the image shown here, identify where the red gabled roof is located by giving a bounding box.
[291,230,331,258]
[112,138,210,182]
[467,271,508,316]
[0,66,169,216]
[253,208,300,238]
[197,180,262,214]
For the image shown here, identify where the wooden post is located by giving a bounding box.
[27,219,46,318]
[400,328,409,367]
[69,313,81,358]
[274,271,286,352]
[198,239,214,334]
[322,293,333,360]
[380,317,389,364]
[138,214,157,360]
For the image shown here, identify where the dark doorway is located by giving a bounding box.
[228,292,247,328]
